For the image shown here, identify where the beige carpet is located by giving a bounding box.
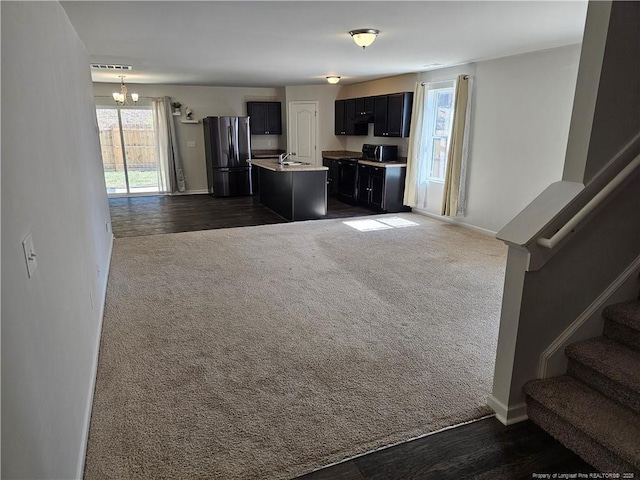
[84,213,507,479]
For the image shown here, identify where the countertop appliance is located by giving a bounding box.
[362,143,398,163]
[203,116,252,197]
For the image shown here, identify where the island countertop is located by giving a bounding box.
[249,159,328,172]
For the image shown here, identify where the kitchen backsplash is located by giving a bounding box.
[344,123,409,157]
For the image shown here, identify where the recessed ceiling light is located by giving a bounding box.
[326,76,341,84]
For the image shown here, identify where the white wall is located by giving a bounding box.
[92,83,287,192]
[564,1,639,183]
[2,2,113,478]
[460,45,581,232]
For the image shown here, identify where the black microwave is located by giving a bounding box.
[361,144,398,162]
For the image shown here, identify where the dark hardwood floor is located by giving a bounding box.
[295,417,596,480]
[108,194,375,238]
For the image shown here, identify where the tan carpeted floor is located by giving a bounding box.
[84,213,507,479]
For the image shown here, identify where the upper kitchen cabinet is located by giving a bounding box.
[373,92,413,138]
[354,97,374,122]
[335,99,367,136]
[247,102,282,135]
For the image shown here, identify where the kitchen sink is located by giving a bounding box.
[281,161,304,166]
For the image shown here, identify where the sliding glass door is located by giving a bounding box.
[96,107,161,195]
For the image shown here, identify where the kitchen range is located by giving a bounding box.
[323,144,410,214]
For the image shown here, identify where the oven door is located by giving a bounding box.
[337,159,358,202]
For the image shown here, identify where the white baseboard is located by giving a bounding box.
[412,209,498,237]
[76,233,114,479]
[538,255,640,379]
[487,394,528,426]
[171,189,209,195]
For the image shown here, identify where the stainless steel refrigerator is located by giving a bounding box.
[203,116,252,197]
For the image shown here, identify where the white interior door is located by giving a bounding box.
[288,101,318,166]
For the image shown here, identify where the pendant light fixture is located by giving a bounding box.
[112,75,139,106]
[349,29,380,49]
[326,76,341,84]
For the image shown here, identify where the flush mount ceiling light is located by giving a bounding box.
[349,29,380,49]
[326,76,341,84]
[112,75,138,106]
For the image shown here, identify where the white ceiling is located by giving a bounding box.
[61,1,588,87]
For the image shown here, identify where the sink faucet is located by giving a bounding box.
[278,152,296,164]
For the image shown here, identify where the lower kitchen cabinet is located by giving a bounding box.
[257,167,327,221]
[357,164,409,213]
[336,158,359,202]
[323,157,340,196]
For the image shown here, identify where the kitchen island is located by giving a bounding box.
[250,159,328,221]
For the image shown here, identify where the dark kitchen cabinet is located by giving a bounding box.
[334,99,367,136]
[335,100,346,135]
[336,158,359,201]
[258,167,327,221]
[323,158,340,196]
[357,163,409,213]
[357,164,385,210]
[247,102,282,135]
[373,92,413,138]
[354,97,375,122]
[251,165,260,195]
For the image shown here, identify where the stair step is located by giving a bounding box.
[526,398,638,474]
[566,337,640,413]
[603,300,640,351]
[603,300,640,330]
[523,376,640,471]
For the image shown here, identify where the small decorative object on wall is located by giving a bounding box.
[185,106,193,120]
[172,101,182,116]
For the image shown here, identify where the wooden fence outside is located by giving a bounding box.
[100,127,157,171]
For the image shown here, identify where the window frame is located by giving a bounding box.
[422,81,455,184]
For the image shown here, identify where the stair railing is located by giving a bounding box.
[497,132,640,271]
[537,153,640,250]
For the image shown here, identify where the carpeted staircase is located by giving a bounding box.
[524,300,640,474]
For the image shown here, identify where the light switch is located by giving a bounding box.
[22,232,38,278]
[187,141,196,148]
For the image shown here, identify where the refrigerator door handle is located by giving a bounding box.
[227,125,235,164]
[233,119,240,164]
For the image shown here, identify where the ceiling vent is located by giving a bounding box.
[90,64,132,71]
